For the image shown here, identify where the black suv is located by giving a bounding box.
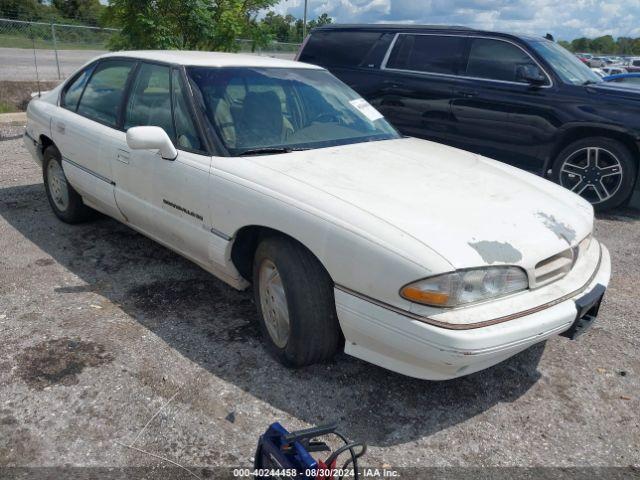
[298,25,640,210]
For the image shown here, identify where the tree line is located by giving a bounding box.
[0,0,332,51]
[558,35,640,55]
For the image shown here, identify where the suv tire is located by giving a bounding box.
[552,137,637,211]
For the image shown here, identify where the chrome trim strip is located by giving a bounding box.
[61,156,115,186]
[380,32,554,89]
[210,227,232,241]
[335,248,602,330]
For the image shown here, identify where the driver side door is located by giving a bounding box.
[108,62,213,266]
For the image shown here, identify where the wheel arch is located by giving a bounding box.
[548,126,639,174]
[229,225,333,285]
[39,134,56,155]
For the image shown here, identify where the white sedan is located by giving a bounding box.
[24,51,611,380]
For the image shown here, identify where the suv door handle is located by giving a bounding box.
[456,90,478,98]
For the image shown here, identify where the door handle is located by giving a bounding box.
[116,149,130,164]
[55,122,66,134]
[456,90,478,98]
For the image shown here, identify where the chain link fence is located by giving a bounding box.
[0,18,300,113]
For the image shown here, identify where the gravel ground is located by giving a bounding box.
[0,132,639,475]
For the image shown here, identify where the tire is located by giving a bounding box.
[42,145,94,223]
[252,235,342,367]
[552,137,637,211]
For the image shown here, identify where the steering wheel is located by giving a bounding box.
[310,112,340,124]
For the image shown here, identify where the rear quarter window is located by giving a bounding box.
[299,31,385,68]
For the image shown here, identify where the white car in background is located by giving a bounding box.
[23,51,610,380]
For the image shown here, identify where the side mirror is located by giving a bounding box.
[126,126,177,160]
[516,64,547,86]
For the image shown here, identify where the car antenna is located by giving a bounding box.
[31,27,41,98]
[545,33,555,42]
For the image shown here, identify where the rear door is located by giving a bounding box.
[53,59,137,221]
[376,33,466,146]
[450,37,555,172]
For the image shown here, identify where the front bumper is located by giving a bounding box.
[335,245,611,380]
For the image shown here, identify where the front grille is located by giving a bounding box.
[533,235,591,288]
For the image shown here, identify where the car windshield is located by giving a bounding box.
[529,40,603,85]
[186,67,400,155]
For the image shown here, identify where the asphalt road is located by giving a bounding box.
[0,47,297,82]
[0,128,638,476]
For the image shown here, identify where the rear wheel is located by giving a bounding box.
[252,235,342,367]
[552,137,637,211]
[43,145,94,223]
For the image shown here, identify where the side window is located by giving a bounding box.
[124,63,175,139]
[465,38,542,83]
[61,64,95,111]
[298,31,384,67]
[386,34,467,75]
[77,60,135,127]
[171,70,203,152]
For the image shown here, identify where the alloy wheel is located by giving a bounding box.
[559,147,623,204]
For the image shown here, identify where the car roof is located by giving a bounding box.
[605,73,640,79]
[96,50,322,69]
[311,24,544,42]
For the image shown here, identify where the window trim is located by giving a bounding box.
[380,33,554,88]
[170,66,212,156]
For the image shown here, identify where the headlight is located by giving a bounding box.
[400,267,528,307]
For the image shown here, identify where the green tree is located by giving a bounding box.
[590,35,616,54]
[0,0,48,20]
[571,37,591,52]
[104,0,277,51]
[52,0,104,24]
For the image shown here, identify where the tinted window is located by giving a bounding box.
[299,31,384,67]
[386,34,467,74]
[61,64,95,111]
[124,63,175,139]
[466,38,539,83]
[77,60,135,127]
[171,70,203,152]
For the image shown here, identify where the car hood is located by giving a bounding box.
[249,137,594,269]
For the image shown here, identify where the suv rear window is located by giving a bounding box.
[299,31,384,67]
[386,34,467,75]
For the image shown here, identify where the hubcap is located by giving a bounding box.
[47,159,69,211]
[559,147,623,204]
[258,259,290,348]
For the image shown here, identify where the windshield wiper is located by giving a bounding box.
[582,80,599,86]
[236,147,308,156]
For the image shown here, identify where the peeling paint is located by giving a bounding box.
[468,240,523,264]
[536,212,576,243]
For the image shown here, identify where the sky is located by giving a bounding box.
[269,0,640,40]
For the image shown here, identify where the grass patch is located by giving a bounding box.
[0,101,17,113]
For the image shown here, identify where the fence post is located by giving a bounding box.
[51,21,61,80]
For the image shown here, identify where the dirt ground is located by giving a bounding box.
[0,128,639,477]
[0,81,60,113]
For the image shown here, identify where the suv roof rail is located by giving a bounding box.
[312,24,474,31]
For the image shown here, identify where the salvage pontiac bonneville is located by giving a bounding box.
[23,51,611,380]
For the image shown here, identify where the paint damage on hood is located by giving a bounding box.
[246,137,593,270]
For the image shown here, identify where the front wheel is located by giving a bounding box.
[552,137,637,211]
[252,235,342,367]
